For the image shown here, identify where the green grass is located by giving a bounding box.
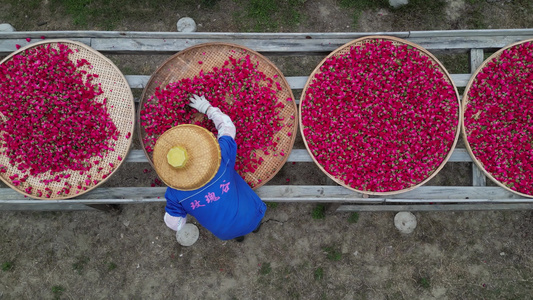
[339,0,388,26]
[323,246,342,261]
[388,0,448,31]
[72,256,90,274]
[248,0,278,31]
[434,53,470,74]
[467,6,485,29]
[48,0,195,30]
[311,204,326,220]
[314,267,324,280]
[266,202,279,209]
[2,261,13,271]
[418,277,431,289]
[2,0,42,29]
[348,212,359,224]
[200,0,221,8]
[457,86,465,96]
[236,0,304,32]
[107,262,117,271]
[259,262,272,275]
[51,285,65,300]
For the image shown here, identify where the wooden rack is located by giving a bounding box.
[0,29,532,211]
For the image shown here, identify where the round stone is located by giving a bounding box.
[176,223,199,246]
[0,24,16,32]
[177,17,197,32]
[394,212,417,234]
[389,0,409,8]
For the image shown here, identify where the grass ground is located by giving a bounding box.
[2,0,532,32]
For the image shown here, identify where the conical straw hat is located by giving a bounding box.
[153,125,221,190]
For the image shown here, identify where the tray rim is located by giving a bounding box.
[299,35,462,196]
[137,42,298,190]
[462,38,533,198]
[0,39,135,200]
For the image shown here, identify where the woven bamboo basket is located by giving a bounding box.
[138,42,298,189]
[0,40,135,199]
[462,38,533,198]
[299,35,462,195]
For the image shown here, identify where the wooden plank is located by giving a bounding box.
[0,186,526,201]
[469,48,484,74]
[472,166,487,187]
[255,186,528,202]
[448,148,472,162]
[0,38,92,54]
[125,75,309,90]
[125,75,148,89]
[90,38,349,54]
[281,148,472,163]
[408,29,533,38]
[0,31,410,39]
[3,200,532,211]
[0,187,166,201]
[407,36,530,53]
[336,203,533,212]
[89,36,528,55]
[126,74,470,90]
[0,30,530,55]
[0,202,98,211]
[0,186,530,210]
[450,74,470,87]
[125,148,473,163]
[3,28,533,39]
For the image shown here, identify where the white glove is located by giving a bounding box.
[207,107,236,139]
[164,212,187,231]
[189,94,212,114]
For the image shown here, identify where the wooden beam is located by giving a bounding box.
[469,48,485,74]
[1,35,529,55]
[89,36,530,55]
[0,38,92,54]
[0,186,529,202]
[0,31,410,39]
[125,148,473,163]
[472,165,487,187]
[125,74,471,90]
[0,202,98,211]
[2,28,532,39]
[336,203,533,212]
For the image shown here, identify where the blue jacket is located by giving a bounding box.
[165,136,266,240]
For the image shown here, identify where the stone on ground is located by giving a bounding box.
[389,0,409,8]
[176,223,199,246]
[394,212,417,234]
[177,17,197,32]
[0,24,16,32]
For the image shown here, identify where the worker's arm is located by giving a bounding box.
[189,94,236,139]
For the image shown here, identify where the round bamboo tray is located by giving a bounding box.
[299,35,461,195]
[138,42,297,189]
[462,38,533,198]
[0,40,135,199]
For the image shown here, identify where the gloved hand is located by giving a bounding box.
[164,212,187,231]
[189,94,212,114]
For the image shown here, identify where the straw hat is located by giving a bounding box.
[153,124,221,190]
